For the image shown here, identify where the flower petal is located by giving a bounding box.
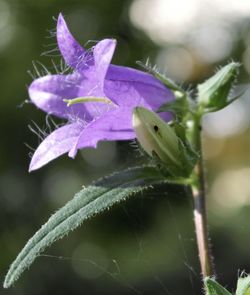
[57,13,117,74]
[29,73,92,120]
[76,39,117,117]
[104,79,174,115]
[69,108,135,158]
[105,65,174,116]
[57,13,89,70]
[107,64,167,90]
[92,39,116,80]
[29,122,83,172]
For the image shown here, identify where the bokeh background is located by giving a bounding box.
[1,0,250,294]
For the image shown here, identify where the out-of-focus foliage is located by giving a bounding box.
[1,0,250,294]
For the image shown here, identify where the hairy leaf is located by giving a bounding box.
[4,166,166,288]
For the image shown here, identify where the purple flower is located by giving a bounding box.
[28,13,173,171]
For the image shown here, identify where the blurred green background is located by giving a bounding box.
[1,0,250,294]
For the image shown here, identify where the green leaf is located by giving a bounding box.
[236,274,250,295]
[197,62,240,113]
[4,166,166,289]
[204,278,232,295]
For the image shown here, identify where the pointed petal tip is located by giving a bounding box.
[56,12,86,70]
[104,38,117,52]
[28,123,83,172]
[97,38,117,50]
[28,165,35,173]
[107,38,117,45]
[110,38,117,50]
[68,148,77,159]
[57,13,65,26]
[28,156,42,173]
[92,38,117,79]
[57,12,68,34]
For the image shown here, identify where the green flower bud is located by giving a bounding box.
[132,107,196,177]
[197,62,240,113]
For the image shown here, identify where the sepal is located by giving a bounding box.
[136,60,184,93]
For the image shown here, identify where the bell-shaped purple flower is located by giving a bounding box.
[29,13,174,171]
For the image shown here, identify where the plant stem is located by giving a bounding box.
[190,114,214,278]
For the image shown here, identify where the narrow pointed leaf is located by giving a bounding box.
[204,278,232,295]
[236,275,250,295]
[4,166,166,288]
[136,60,184,93]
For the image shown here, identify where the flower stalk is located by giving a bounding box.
[189,113,214,277]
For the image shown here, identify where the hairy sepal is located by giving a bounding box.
[136,60,184,93]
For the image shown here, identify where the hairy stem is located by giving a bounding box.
[190,114,214,277]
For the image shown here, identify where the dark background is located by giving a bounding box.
[1,0,250,294]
